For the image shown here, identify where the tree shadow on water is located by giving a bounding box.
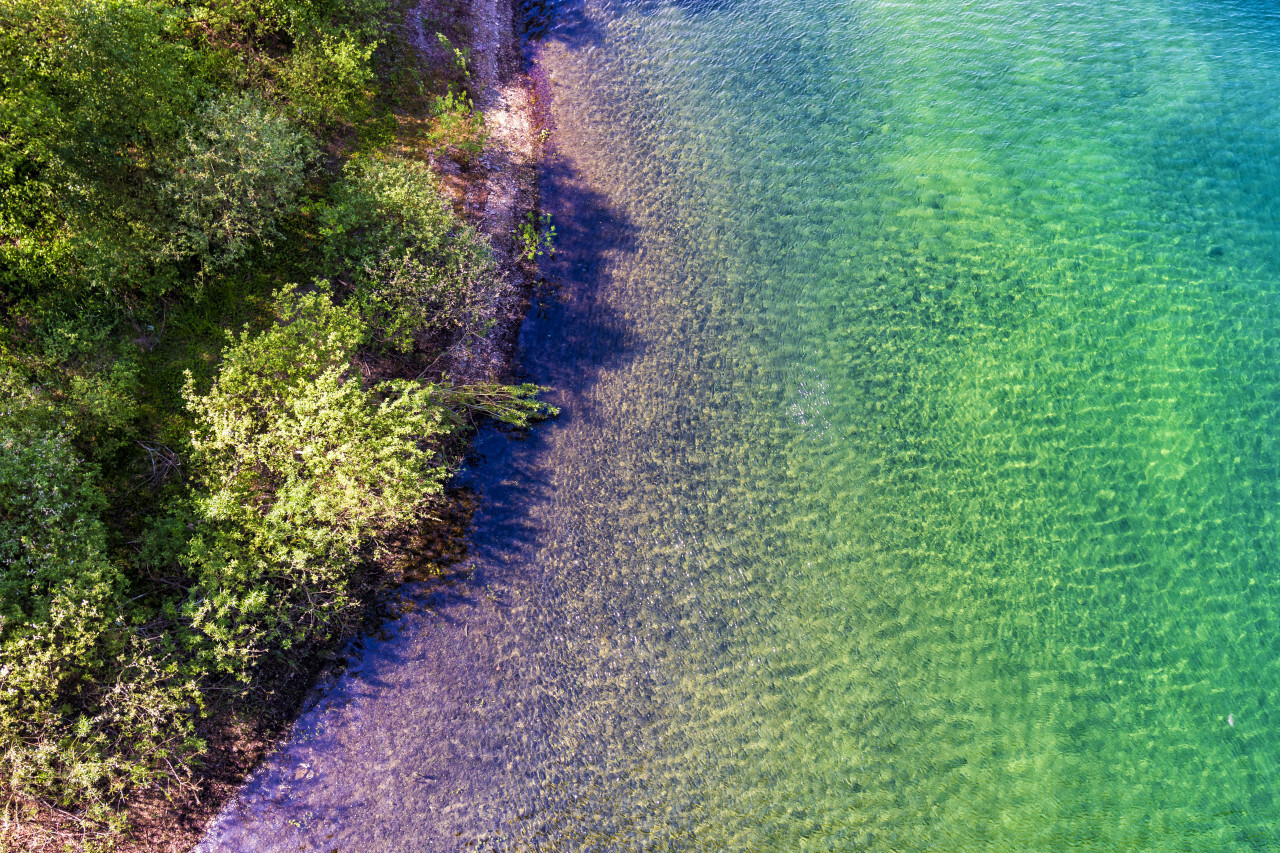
[521,0,740,47]
[461,135,639,579]
[199,15,641,852]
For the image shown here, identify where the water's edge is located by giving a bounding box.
[192,0,554,845]
[199,0,1280,848]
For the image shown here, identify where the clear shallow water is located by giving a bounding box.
[201,0,1280,849]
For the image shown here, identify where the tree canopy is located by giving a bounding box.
[0,0,550,841]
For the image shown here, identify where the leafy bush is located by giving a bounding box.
[0,297,142,460]
[0,0,199,184]
[0,0,203,295]
[181,285,459,674]
[188,0,389,128]
[421,34,486,165]
[181,284,554,678]
[517,211,556,262]
[0,427,116,673]
[320,155,498,351]
[164,92,316,276]
[277,33,378,128]
[0,425,201,814]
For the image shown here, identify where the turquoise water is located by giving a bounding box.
[523,0,1280,848]
[200,0,1280,849]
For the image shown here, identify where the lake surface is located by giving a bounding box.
[201,0,1280,849]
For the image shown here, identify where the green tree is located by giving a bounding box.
[186,0,389,128]
[164,91,316,276]
[277,32,377,128]
[0,0,202,295]
[181,284,552,676]
[181,285,457,673]
[321,155,497,351]
[0,424,201,814]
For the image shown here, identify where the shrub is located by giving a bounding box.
[181,284,459,674]
[0,425,201,813]
[0,0,203,295]
[183,0,390,128]
[517,211,556,262]
[0,427,117,683]
[423,33,486,165]
[276,33,378,128]
[427,88,488,167]
[320,155,497,351]
[37,307,140,436]
[164,92,316,277]
[181,284,555,677]
[0,0,199,183]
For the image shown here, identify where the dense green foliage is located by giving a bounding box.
[182,285,454,675]
[165,92,317,276]
[0,0,201,295]
[322,155,498,351]
[0,0,550,840]
[0,425,202,827]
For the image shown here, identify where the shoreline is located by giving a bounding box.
[100,0,1280,848]
[435,0,543,388]
[81,1,549,849]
